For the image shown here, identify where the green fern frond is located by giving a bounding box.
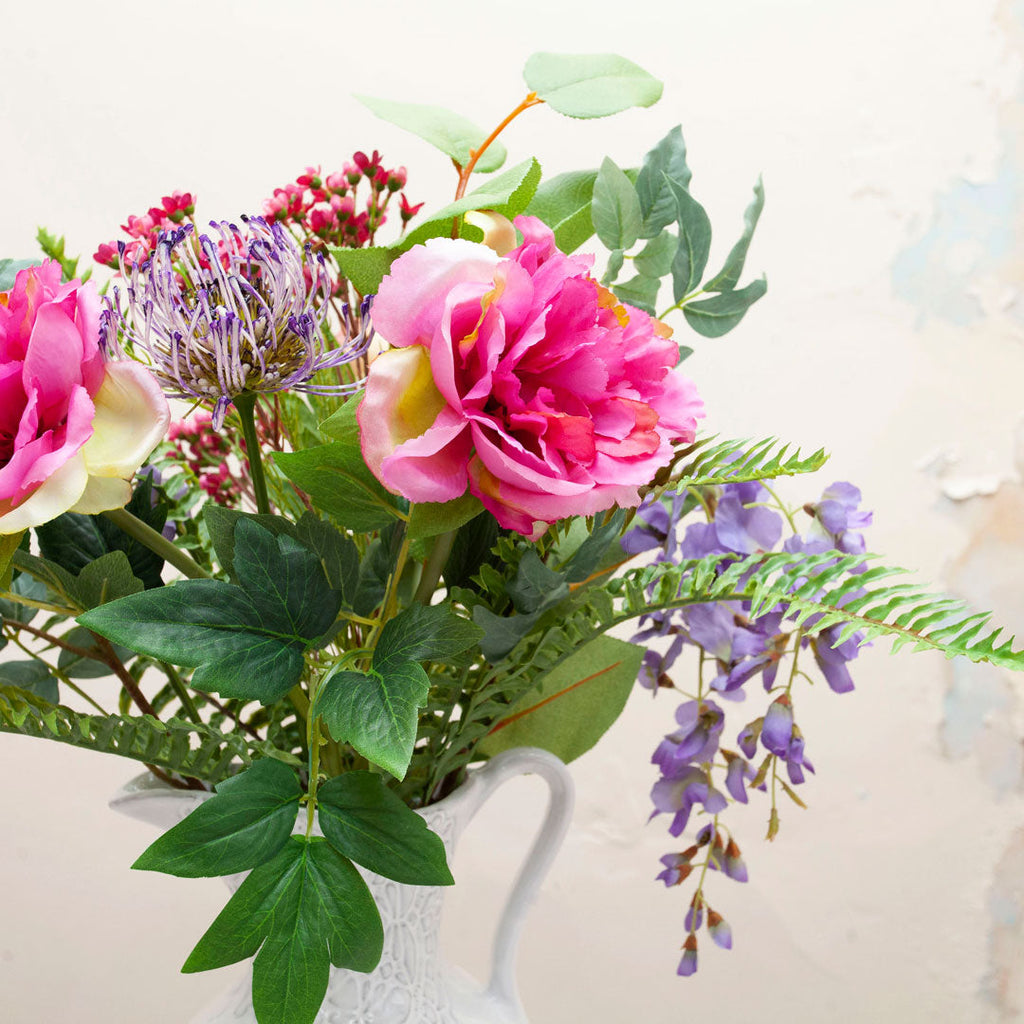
[667,436,829,490]
[0,684,295,783]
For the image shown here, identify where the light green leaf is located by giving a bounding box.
[591,157,641,251]
[479,635,642,762]
[317,772,453,885]
[133,759,301,877]
[0,259,38,290]
[330,247,394,297]
[705,176,765,293]
[633,230,677,278]
[525,169,598,253]
[407,493,485,543]
[523,52,663,119]
[355,95,507,173]
[683,277,768,338]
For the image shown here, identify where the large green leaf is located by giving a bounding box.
[183,836,383,1024]
[317,772,453,885]
[78,521,340,703]
[524,169,598,253]
[134,759,301,877]
[523,53,663,119]
[355,95,507,173]
[635,126,692,239]
[683,277,768,338]
[479,635,642,763]
[591,157,642,251]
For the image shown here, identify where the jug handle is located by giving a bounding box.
[456,747,575,1016]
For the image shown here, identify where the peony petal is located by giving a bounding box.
[380,406,472,504]
[81,361,170,478]
[0,452,88,534]
[22,301,89,418]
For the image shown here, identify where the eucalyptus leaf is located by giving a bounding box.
[635,126,693,238]
[355,95,506,172]
[633,230,677,278]
[667,176,712,301]
[523,52,663,119]
[613,274,661,315]
[705,176,765,293]
[0,258,38,290]
[683,277,768,338]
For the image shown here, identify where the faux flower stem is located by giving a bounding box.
[102,507,210,580]
[412,529,456,605]
[234,392,271,516]
[160,662,202,725]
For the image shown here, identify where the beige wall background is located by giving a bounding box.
[3,0,1024,1020]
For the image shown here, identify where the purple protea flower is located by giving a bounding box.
[103,217,373,428]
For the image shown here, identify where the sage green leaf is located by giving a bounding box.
[184,836,382,1024]
[0,258,37,290]
[317,772,453,885]
[705,176,765,293]
[316,663,430,779]
[78,522,340,703]
[591,157,641,251]
[635,126,692,238]
[523,52,663,119]
[633,230,677,278]
[667,176,712,301]
[330,246,394,297]
[407,493,485,543]
[399,158,542,251]
[0,660,58,703]
[683,277,768,338]
[525,169,598,253]
[374,602,484,669]
[355,95,506,173]
[602,248,624,286]
[480,635,642,763]
[613,274,661,315]
[134,759,301,877]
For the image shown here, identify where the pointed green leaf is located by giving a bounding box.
[635,127,693,238]
[0,531,24,590]
[523,52,662,119]
[374,603,484,669]
[591,157,642,251]
[133,759,301,877]
[633,230,677,278]
[330,246,395,297]
[294,513,360,605]
[705,176,765,292]
[525,169,598,253]
[355,95,506,173]
[407,493,485,543]
[202,507,296,580]
[683,277,768,338]
[613,274,660,315]
[667,176,712,301]
[0,660,58,703]
[317,771,453,885]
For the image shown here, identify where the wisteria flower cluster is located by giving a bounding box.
[2,50,1022,1024]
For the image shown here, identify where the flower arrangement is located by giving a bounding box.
[1,52,1022,1022]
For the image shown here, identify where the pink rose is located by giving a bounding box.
[0,261,170,534]
[359,216,704,535]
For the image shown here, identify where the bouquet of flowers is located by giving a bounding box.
[2,52,1021,1023]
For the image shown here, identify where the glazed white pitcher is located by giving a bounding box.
[110,747,575,1024]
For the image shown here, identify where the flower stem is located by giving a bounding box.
[412,529,455,605]
[234,392,271,516]
[102,507,210,580]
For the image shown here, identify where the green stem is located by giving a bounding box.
[305,672,325,837]
[234,392,270,516]
[102,508,210,580]
[162,663,202,724]
[412,530,456,605]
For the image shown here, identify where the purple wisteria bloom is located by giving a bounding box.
[103,218,373,428]
[651,765,728,837]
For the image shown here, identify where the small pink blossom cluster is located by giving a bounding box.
[261,152,423,250]
[93,191,196,269]
[166,413,245,502]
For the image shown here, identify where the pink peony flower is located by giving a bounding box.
[0,262,170,534]
[359,216,704,535]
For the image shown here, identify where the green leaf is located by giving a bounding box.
[602,248,625,286]
[294,513,360,606]
[316,663,430,780]
[612,274,660,315]
[317,772,453,885]
[0,660,58,703]
[78,521,340,703]
[184,836,382,1024]
[36,227,87,283]
[633,230,677,278]
[591,157,641,251]
[330,246,395,297]
[705,176,765,292]
[443,512,501,593]
[399,158,542,251]
[0,258,38,290]
[134,759,301,877]
[74,551,146,607]
[355,95,507,173]
[562,509,627,584]
[374,602,484,668]
[683,277,768,338]
[473,605,542,662]
[203,507,296,579]
[407,493,484,543]
[57,625,133,678]
[667,176,712,301]
[352,524,404,617]
[635,126,693,238]
[523,52,662,119]
[525,169,598,253]
[507,549,569,614]
[0,531,25,590]
[480,635,642,763]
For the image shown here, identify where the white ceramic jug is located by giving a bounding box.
[110,747,575,1024]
